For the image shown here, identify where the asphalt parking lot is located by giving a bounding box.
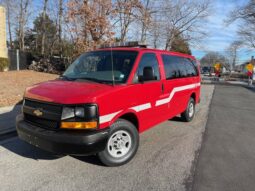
[193,85,255,191]
[0,85,214,191]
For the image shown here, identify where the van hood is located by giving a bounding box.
[24,79,116,104]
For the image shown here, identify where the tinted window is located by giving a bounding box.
[177,59,187,78]
[135,53,160,82]
[162,55,198,79]
[162,55,188,79]
[161,55,180,79]
[184,59,198,77]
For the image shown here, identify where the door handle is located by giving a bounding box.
[161,83,164,93]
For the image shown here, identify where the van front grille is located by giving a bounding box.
[24,99,62,115]
[24,113,59,129]
[23,99,62,130]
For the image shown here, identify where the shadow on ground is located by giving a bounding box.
[0,103,22,137]
[1,138,62,160]
[73,155,104,166]
[1,137,106,165]
[0,103,61,160]
[169,116,183,122]
[246,86,255,93]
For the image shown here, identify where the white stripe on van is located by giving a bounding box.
[99,111,122,124]
[99,103,151,124]
[130,103,152,112]
[155,82,201,106]
[99,82,200,124]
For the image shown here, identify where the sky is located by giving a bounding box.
[3,0,254,65]
[191,0,254,64]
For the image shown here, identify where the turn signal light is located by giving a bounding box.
[60,122,97,129]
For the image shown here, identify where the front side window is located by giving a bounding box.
[63,51,138,84]
[134,53,160,82]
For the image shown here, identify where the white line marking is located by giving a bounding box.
[130,103,152,112]
[99,103,151,124]
[99,111,122,124]
[99,82,200,124]
[155,83,200,106]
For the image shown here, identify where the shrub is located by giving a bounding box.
[0,57,9,72]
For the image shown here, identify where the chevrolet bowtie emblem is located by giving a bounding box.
[33,109,43,117]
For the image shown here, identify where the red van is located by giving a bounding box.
[16,42,201,166]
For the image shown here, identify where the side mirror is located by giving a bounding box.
[139,66,155,82]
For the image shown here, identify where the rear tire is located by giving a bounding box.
[98,119,139,166]
[181,97,195,122]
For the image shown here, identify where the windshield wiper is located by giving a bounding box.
[60,75,75,81]
[74,77,111,84]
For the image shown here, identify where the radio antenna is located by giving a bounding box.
[110,43,115,86]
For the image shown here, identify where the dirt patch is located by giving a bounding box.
[0,70,58,107]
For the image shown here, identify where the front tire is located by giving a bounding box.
[181,97,195,122]
[98,119,139,166]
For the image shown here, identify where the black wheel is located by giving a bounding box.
[98,119,139,167]
[181,97,195,122]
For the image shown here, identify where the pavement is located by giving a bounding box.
[0,85,214,191]
[192,85,255,191]
[0,105,21,136]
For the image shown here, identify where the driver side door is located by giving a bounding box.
[132,53,166,132]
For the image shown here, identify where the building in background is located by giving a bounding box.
[0,6,7,59]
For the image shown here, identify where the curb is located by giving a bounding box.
[202,81,255,88]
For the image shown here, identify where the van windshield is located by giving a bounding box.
[63,51,138,84]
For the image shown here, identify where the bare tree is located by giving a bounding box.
[6,0,12,48]
[160,0,211,50]
[226,41,242,70]
[58,0,63,56]
[113,0,143,42]
[41,0,49,55]
[150,18,161,48]
[67,0,114,55]
[200,51,230,69]
[227,0,255,49]
[145,0,210,50]
[17,0,31,51]
[139,0,151,42]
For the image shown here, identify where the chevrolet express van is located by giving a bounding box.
[16,42,201,166]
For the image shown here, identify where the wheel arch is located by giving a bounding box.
[190,92,196,103]
[118,112,139,131]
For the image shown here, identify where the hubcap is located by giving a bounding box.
[107,130,132,158]
[189,102,194,117]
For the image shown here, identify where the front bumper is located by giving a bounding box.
[16,114,110,155]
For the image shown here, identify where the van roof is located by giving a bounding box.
[97,47,196,60]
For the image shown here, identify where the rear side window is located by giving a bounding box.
[184,59,198,77]
[161,55,182,79]
[135,53,160,81]
[161,55,197,80]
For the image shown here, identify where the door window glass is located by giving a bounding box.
[161,55,182,79]
[134,53,160,82]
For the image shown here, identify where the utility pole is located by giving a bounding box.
[248,56,254,86]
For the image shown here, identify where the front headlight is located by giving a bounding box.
[61,107,75,120]
[61,106,97,120]
[75,107,85,118]
[61,105,98,129]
